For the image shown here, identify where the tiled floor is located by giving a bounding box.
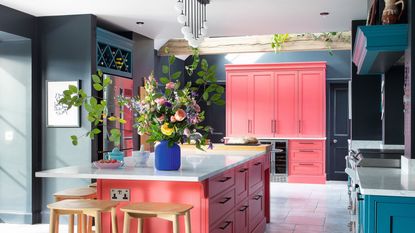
[266,181,350,233]
[0,182,350,233]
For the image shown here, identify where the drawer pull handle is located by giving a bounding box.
[219,197,232,204]
[218,177,232,182]
[239,205,249,212]
[299,163,314,166]
[219,221,232,230]
[299,150,315,153]
[254,162,262,166]
[253,195,262,200]
[299,142,314,144]
[239,168,248,173]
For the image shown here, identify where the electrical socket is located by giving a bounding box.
[110,189,130,201]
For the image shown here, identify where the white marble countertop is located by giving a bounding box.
[357,167,415,197]
[36,149,266,182]
[350,140,404,151]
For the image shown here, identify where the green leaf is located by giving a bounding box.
[92,128,101,134]
[90,97,97,106]
[92,75,101,84]
[195,78,205,85]
[216,85,225,93]
[97,70,103,77]
[214,99,225,106]
[162,65,169,74]
[169,55,175,65]
[197,71,205,77]
[119,118,127,124]
[69,85,78,92]
[87,115,95,122]
[93,83,103,91]
[103,77,111,86]
[201,59,208,71]
[171,71,182,80]
[70,135,78,146]
[174,81,181,89]
[202,91,209,101]
[165,89,172,96]
[63,90,72,96]
[211,93,222,101]
[159,77,169,84]
[108,116,117,121]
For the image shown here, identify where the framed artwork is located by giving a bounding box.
[46,80,81,128]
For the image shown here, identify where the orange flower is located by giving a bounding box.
[174,109,187,122]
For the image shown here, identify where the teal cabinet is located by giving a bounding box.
[359,195,415,233]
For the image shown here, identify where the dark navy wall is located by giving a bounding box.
[184,50,351,81]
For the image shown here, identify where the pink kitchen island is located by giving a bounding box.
[36,145,271,233]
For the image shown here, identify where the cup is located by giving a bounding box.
[123,157,137,167]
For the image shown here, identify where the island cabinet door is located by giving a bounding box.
[376,201,415,233]
[298,70,325,137]
[249,156,265,194]
[248,187,265,233]
[234,200,249,233]
[210,211,235,233]
[209,188,235,226]
[274,71,298,137]
[252,72,274,137]
[235,164,249,204]
[226,72,253,137]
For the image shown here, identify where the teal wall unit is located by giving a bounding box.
[96,27,133,78]
[359,195,415,233]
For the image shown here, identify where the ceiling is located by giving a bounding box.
[0,0,367,44]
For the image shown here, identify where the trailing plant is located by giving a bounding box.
[271,33,290,52]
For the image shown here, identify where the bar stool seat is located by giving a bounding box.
[53,187,97,233]
[48,199,118,233]
[121,202,193,233]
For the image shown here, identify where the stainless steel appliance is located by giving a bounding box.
[258,139,287,182]
[345,145,404,233]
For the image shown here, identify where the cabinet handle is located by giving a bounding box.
[239,205,249,212]
[299,142,314,144]
[275,120,278,134]
[253,195,262,200]
[299,163,314,166]
[299,150,315,153]
[254,162,262,166]
[247,120,250,133]
[298,120,302,133]
[271,120,274,133]
[219,197,232,204]
[218,177,232,182]
[357,193,364,201]
[239,168,248,173]
[219,221,232,230]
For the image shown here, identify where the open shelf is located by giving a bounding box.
[353,24,408,75]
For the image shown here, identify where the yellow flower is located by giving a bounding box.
[160,122,174,136]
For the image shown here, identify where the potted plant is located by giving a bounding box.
[59,49,224,170]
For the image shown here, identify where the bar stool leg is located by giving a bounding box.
[68,214,75,233]
[55,213,60,233]
[172,215,179,233]
[87,216,93,233]
[77,214,82,233]
[122,212,130,233]
[111,207,118,233]
[184,211,191,233]
[49,209,57,233]
[95,212,102,233]
[137,218,143,233]
[82,215,87,233]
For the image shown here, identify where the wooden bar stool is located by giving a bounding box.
[48,199,119,233]
[120,202,193,233]
[53,187,97,233]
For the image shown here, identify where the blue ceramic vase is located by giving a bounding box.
[155,140,181,170]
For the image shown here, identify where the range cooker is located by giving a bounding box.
[345,146,403,233]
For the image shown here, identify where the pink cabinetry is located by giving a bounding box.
[288,140,326,184]
[98,153,270,233]
[226,62,326,138]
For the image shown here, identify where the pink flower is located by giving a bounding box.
[157,115,165,122]
[193,103,201,113]
[166,82,175,90]
[170,116,176,123]
[174,109,187,122]
[184,128,191,137]
[155,97,166,105]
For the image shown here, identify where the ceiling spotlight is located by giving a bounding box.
[136,21,144,27]
[320,12,330,17]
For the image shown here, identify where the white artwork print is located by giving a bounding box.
[47,81,80,127]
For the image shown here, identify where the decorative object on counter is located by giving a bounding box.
[93,159,123,169]
[155,140,181,170]
[133,145,150,166]
[104,147,125,162]
[47,80,81,128]
[382,0,405,24]
[224,137,259,145]
[123,157,137,167]
[176,0,210,48]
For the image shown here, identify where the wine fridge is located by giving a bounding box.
[258,139,288,182]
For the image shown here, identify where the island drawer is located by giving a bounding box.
[210,211,235,233]
[289,149,323,162]
[249,187,265,233]
[290,140,324,150]
[209,169,235,197]
[249,156,264,194]
[290,162,323,175]
[209,188,235,227]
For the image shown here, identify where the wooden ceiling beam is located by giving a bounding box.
[158,32,351,56]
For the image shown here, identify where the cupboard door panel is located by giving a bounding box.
[298,70,325,137]
[274,71,298,137]
[226,73,253,136]
[235,164,249,204]
[234,200,249,233]
[252,72,274,137]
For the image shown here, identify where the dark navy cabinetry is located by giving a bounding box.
[96,27,133,78]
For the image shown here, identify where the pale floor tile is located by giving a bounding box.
[0,181,349,233]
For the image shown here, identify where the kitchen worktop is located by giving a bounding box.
[350,140,404,151]
[36,147,268,182]
[356,167,415,197]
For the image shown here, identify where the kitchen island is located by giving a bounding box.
[36,145,271,233]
